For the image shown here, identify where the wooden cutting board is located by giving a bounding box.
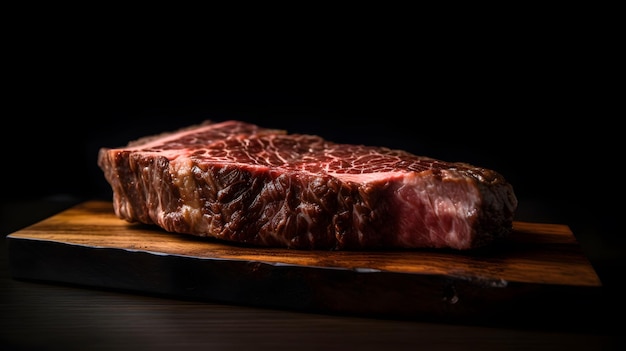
[7,200,604,326]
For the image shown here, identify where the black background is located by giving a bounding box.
[2,8,624,350]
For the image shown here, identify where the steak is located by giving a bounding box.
[97,120,518,250]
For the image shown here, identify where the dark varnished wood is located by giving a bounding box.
[7,200,604,326]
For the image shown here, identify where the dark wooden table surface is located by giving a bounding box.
[1,197,622,351]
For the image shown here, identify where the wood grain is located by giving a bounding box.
[7,200,604,324]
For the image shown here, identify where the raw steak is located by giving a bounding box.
[97,120,518,250]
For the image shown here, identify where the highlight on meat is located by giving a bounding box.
[97,120,518,250]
